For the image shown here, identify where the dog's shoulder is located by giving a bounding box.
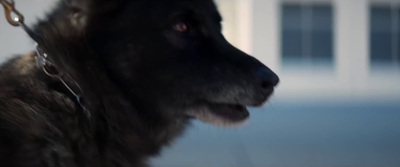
[0,53,86,165]
[0,52,82,135]
[0,52,36,77]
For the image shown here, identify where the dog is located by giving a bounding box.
[0,0,279,166]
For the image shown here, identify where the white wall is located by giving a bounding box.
[216,0,253,54]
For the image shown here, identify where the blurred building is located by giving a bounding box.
[217,0,400,99]
[1,0,400,99]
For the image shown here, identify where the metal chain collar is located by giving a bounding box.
[1,0,91,118]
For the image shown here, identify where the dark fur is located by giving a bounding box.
[0,0,279,166]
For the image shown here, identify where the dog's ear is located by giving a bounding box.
[64,0,124,13]
[62,0,124,31]
[63,0,91,13]
[62,0,90,29]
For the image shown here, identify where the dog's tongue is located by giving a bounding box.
[188,103,250,127]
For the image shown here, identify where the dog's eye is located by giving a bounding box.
[172,21,190,33]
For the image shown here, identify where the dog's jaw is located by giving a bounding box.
[184,89,276,127]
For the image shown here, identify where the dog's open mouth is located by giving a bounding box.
[187,103,250,127]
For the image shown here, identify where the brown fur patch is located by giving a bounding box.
[13,52,36,75]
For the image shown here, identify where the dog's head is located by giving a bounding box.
[58,0,279,127]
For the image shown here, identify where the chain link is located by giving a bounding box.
[0,0,24,26]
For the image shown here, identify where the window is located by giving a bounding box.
[281,3,334,67]
[370,4,400,68]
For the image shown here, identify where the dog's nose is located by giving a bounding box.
[256,68,280,89]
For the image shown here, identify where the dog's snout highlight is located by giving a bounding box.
[256,67,280,89]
